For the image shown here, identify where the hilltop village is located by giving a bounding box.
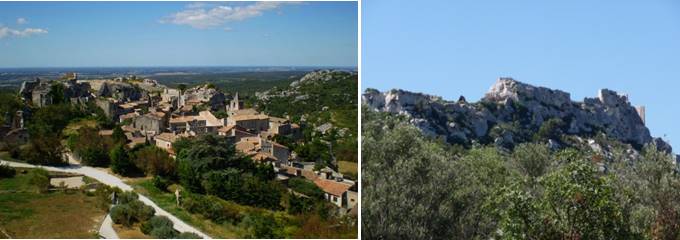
[13,72,357,210]
[0,70,357,238]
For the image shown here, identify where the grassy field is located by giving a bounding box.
[128,179,242,238]
[0,169,107,238]
[338,161,358,179]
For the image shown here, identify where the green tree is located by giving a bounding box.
[132,145,175,177]
[71,127,111,167]
[49,83,67,105]
[177,135,253,193]
[110,144,137,176]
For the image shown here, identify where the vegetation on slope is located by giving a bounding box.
[362,106,680,240]
[257,71,358,172]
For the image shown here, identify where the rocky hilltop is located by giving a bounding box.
[363,78,672,153]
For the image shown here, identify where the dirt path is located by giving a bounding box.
[0,159,211,239]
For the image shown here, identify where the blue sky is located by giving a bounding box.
[363,0,680,152]
[0,1,357,67]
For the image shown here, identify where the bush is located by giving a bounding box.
[152,175,170,191]
[176,232,201,239]
[141,215,173,235]
[110,204,134,227]
[129,199,155,222]
[534,118,564,141]
[181,194,242,224]
[181,194,206,214]
[288,178,324,200]
[28,168,50,192]
[118,191,139,204]
[150,225,177,239]
[241,211,284,238]
[0,163,16,178]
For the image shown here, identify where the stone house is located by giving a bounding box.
[227,114,269,132]
[313,177,355,208]
[217,125,256,142]
[154,132,191,157]
[169,111,223,135]
[235,136,290,165]
[269,117,292,136]
[133,111,168,136]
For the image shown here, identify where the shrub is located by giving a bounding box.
[110,204,134,227]
[129,199,155,222]
[534,118,564,141]
[152,175,170,191]
[204,201,226,222]
[241,211,284,238]
[181,195,206,214]
[181,194,242,224]
[288,178,324,200]
[141,215,173,235]
[118,191,139,204]
[28,168,50,192]
[177,232,201,239]
[150,225,176,239]
[0,163,16,178]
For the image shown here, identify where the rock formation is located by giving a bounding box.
[363,78,671,153]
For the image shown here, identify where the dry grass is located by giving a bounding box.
[113,223,152,239]
[63,119,98,136]
[0,170,107,238]
[338,161,358,178]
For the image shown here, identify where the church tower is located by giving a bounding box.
[229,92,244,111]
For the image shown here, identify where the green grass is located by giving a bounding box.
[129,179,242,238]
[0,168,107,238]
[0,151,23,163]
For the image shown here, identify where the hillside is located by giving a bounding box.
[256,70,358,170]
[362,78,680,239]
[364,78,672,153]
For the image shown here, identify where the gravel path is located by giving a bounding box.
[0,159,211,239]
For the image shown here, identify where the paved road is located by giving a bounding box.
[0,159,211,239]
[99,214,119,239]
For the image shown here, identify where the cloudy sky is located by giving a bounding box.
[0,1,357,67]
[364,0,680,151]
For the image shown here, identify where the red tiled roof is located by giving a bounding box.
[314,178,353,197]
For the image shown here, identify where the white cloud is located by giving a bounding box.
[17,18,27,25]
[0,26,48,39]
[223,27,232,32]
[161,2,297,29]
[186,2,210,9]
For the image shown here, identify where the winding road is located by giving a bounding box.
[0,158,211,239]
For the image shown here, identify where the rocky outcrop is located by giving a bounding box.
[363,78,671,153]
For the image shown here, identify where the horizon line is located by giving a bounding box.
[0,65,358,70]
